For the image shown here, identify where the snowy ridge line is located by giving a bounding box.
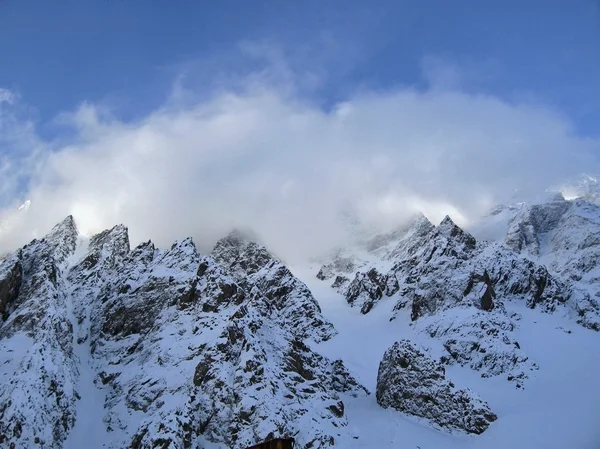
[0,219,365,449]
[1,190,600,449]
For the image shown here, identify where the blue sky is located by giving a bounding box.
[1,0,599,135]
[1,0,600,257]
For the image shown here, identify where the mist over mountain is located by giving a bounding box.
[2,2,600,448]
[1,187,600,448]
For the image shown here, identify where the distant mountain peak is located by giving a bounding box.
[437,215,476,249]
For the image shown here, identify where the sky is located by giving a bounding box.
[0,0,599,260]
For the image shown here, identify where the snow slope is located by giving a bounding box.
[302,194,600,448]
[294,266,600,449]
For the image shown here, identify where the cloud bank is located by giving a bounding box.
[0,63,598,262]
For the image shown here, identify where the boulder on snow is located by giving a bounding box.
[346,268,389,314]
[376,340,497,434]
[316,255,358,282]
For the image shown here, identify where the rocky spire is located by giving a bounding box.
[438,215,476,250]
[42,215,79,264]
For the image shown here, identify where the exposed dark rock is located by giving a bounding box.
[0,256,22,321]
[346,268,389,314]
[464,270,496,311]
[438,216,477,251]
[376,340,496,434]
[331,275,349,291]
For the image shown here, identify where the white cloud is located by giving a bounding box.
[0,71,598,263]
[0,88,17,105]
[421,56,500,92]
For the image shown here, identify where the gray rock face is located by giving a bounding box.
[212,231,337,343]
[346,268,396,314]
[464,270,495,311]
[505,199,571,256]
[426,311,538,387]
[0,254,21,321]
[376,340,497,434]
[87,233,362,449]
[174,304,367,449]
[386,217,577,324]
[504,198,600,329]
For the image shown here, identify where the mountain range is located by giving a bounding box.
[1,188,600,449]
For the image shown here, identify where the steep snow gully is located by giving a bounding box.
[1,192,600,449]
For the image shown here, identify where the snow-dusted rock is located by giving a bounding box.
[504,198,571,256]
[84,234,365,449]
[318,207,599,388]
[384,216,577,324]
[0,218,368,449]
[0,217,80,449]
[501,198,600,329]
[345,268,397,314]
[316,255,360,282]
[376,340,497,434]
[212,231,336,343]
[425,310,538,387]
[179,303,366,449]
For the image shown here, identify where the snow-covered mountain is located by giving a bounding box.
[310,193,600,448]
[0,219,364,449]
[1,192,600,448]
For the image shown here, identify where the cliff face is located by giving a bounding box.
[376,340,497,434]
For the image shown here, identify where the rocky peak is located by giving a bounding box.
[212,231,276,280]
[39,214,79,264]
[212,229,260,261]
[128,239,157,262]
[0,217,80,448]
[73,224,130,274]
[212,231,336,343]
[89,224,130,255]
[157,237,200,272]
[411,212,436,233]
[366,213,435,255]
[504,200,571,255]
[437,216,476,250]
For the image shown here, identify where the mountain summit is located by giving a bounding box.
[1,199,600,448]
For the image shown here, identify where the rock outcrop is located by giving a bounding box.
[345,268,397,314]
[212,231,337,343]
[376,340,497,434]
[426,310,538,387]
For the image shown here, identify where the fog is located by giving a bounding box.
[0,74,598,263]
